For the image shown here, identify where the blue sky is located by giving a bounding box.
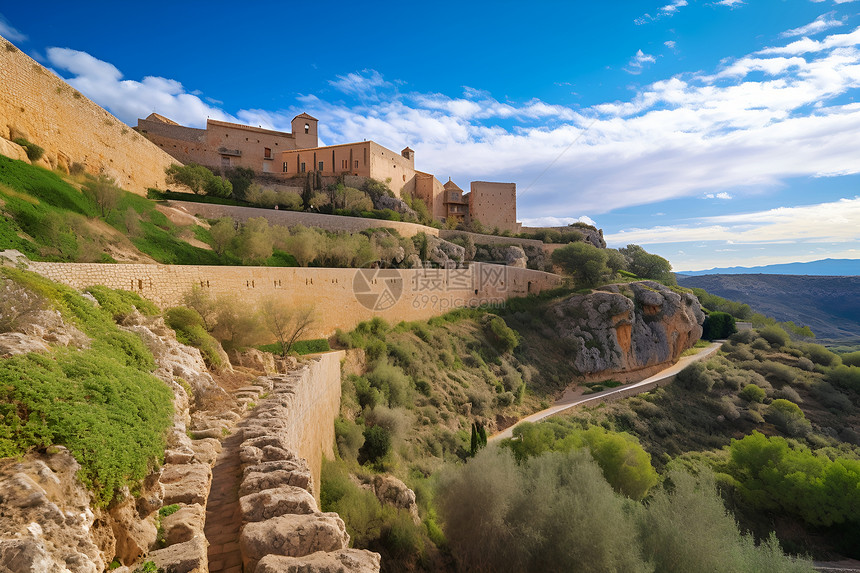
[2,0,860,271]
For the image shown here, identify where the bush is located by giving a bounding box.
[551,242,610,286]
[334,417,365,461]
[826,365,860,392]
[360,424,392,464]
[702,311,736,340]
[487,316,519,353]
[86,285,159,321]
[766,399,810,436]
[165,307,223,368]
[366,361,411,408]
[759,325,790,347]
[13,137,45,161]
[676,361,717,392]
[740,383,766,403]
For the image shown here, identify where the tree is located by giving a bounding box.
[619,244,674,283]
[551,242,610,287]
[209,217,237,256]
[604,248,628,275]
[84,175,120,217]
[702,311,737,340]
[236,217,273,264]
[259,297,314,356]
[227,167,255,200]
[165,163,232,197]
[182,284,218,331]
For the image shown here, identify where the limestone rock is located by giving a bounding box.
[135,472,164,518]
[548,281,704,378]
[239,487,318,522]
[190,439,221,466]
[161,504,205,546]
[0,138,30,163]
[160,464,212,506]
[240,513,349,572]
[371,475,420,524]
[426,235,466,268]
[255,549,382,573]
[109,498,157,565]
[373,195,417,219]
[229,348,278,374]
[0,332,50,356]
[239,462,312,497]
[146,534,208,573]
[0,539,59,573]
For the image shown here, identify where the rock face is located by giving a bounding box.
[373,195,417,220]
[425,235,466,268]
[255,549,382,573]
[548,281,704,379]
[370,475,420,525]
[0,449,106,573]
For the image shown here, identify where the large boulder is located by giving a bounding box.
[0,138,30,163]
[161,504,206,546]
[145,534,208,573]
[373,195,416,219]
[239,487,317,522]
[548,281,704,379]
[239,513,349,572]
[426,236,466,268]
[370,475,419,524]
[160,464,212,506]
[255,549,382,573]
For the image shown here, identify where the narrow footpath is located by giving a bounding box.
[204,430,245,573]
[489,341,723,442]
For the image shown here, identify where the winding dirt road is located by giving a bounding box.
[489,341,723,442]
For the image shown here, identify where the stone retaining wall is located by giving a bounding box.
[25,261,563,338]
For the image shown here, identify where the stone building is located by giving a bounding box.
[469,181,520,234]
[135,113,318,173]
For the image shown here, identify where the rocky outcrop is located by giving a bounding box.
[373,195,417,220]
[474,244,529,268]
[426,235,466,267]
[369,475,420,525]
[0,449,106,573]
[548,281,704,380]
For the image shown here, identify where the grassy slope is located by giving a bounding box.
[0,268,174,505]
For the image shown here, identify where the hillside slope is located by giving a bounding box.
[677,274,860,344]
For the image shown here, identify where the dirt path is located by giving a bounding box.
[489,342,723,442]
[204,430,245,573]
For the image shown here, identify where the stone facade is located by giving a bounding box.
[469,181,520,234]
[136,113,318,174]
[24,261,563,339]
[0,35,177,194]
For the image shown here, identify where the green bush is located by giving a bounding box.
[766,399,810,436]
[759,325,790,347]
[702,311,736,340]
[334,417,365,461]
[13,137,45,161]
[841,351,860,367]
[826,365,860,392]
[487,316,519,353]
[360,425,392,464]
[551,242,610,286]
[86,285,159,320]
[740,383,766,403]
[165,307,223,368]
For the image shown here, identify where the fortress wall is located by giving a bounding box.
[440,229,545,249]
[25,261,563,339]
[168,201,442,238]
[0,35,178,194]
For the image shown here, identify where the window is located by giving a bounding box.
[318,161,324,171]
[264,147,272,159]
[354,160,359,168]
[342,159,348,169]
[283,162,288,173]
[300,162,306,173]
[221,156,231,167]
[305,123,310,134]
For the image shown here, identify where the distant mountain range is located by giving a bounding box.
[677,258,860,277]
[676,273,860,345]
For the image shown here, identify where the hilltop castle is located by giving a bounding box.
[135,113,521,233]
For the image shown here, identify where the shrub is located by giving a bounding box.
[740,383,766,403]
[766,399,810,437]
[13,137,45,161]
[676,361,717,392]
[334,417,365,461]
[551,242,610,286]
[702,311,736,340]
[841,351,860,367]
[826,365,860,392]
[86,285,159,321]
[165,306,223,368]
[796,342,840,367]
[366,361,412,408]
[759,325,789,347]
[487,316,519,354]
[360,424,392,464]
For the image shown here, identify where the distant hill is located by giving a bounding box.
[677,258,860,277]
[676,274,860,345]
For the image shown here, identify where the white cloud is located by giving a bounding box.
[605,197,860,246]
[625,50,657,74]
[705,192,733,199]
[664,40,677,50]
[661,0,688,13]
[0,13,27,43]
[759,26,860,55]
[715,0,745,7]
[782,13,844,37]
[520,216,597,227]
[43,24,860,227]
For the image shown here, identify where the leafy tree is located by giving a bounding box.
[226,167,255,200]
[620,244,674,283]
[209,217,237,256]
[605,248,628,275]
[165,163,232,197]
[551,242,610,287]
[576,426,659,500]
[360,424,392,464]
[83,175,120,217]
[236,217,273,264]
[259,297,314,356]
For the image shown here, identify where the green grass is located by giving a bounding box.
[582,380,623,394]
[0,268,173,506]
[257,338,331,355]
